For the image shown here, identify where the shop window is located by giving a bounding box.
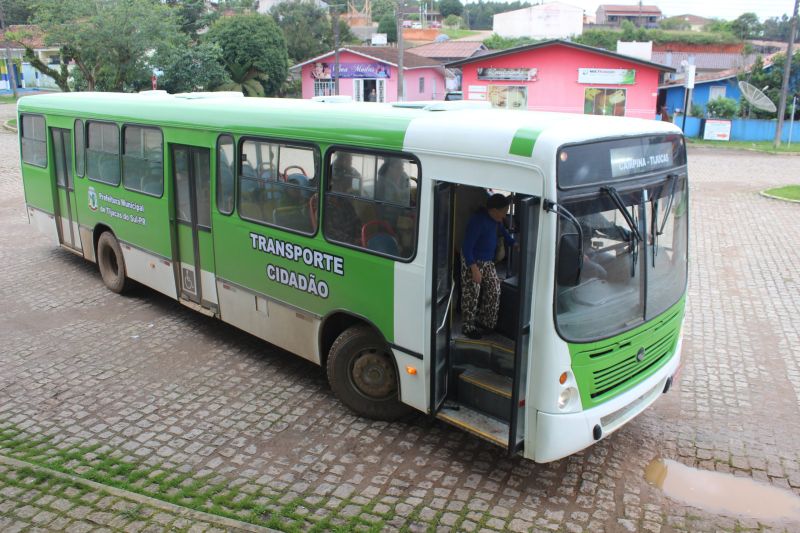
[239,139,318,235]
[21,114,46,167]
[123,126,163,196]
[487,85,527,109]
[584,88,626,116]
[87,122,120,185]
[323,149,419,260]
[314,80,335,97]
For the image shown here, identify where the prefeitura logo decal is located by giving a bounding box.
[88,187,98,211]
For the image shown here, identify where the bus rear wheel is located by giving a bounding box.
[97,232,129,294]
[327,325,412,421]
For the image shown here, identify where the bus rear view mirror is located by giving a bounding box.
[557,233,582,286]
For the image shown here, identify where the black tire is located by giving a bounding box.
[97,232,129,294]
[327,325,412,420]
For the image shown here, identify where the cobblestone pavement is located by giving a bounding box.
[1,102,800,532]
[0,456,266,532]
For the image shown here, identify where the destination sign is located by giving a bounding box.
[557,135,685,189]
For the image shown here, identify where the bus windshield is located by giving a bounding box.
[555,175,688,341]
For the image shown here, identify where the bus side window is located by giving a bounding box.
[217,135,235,215]
[20,114,47,168]
[238,139,318,235]
[74,119,85,177]
[324,149,419,260]
[122,126,163,196]
[87,122,121,186]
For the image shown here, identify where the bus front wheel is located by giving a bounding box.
[327,325,411,420]
[97,232,129,294]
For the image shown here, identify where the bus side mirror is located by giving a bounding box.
[557,233,582,287]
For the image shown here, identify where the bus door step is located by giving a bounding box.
[179,297,217,318]
[436,404,509,448]
[458,368,512,421]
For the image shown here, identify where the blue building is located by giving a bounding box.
[659,69,742,118]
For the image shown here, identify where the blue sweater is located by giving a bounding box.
[462,210,514,266]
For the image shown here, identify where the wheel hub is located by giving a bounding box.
[351,349,395,399]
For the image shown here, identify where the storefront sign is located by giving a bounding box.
[578,68,636,85]
[477,68,537,81]
[701,119,731,141]
[310,62,391,80]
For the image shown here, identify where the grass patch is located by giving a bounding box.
[0,421,443,532]
[687,138,800,153]
[8,118,16,128]
[440,28,480,39]
[0,95,19,104]
[762,184,800,201]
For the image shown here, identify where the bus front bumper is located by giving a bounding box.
[532,337,682,463]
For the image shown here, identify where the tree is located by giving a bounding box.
[703,19,731,33]
[153,42,230,93]
[29,0,182,91]
[439,0,463,18]
[730,12,762,40]
[271,0,356,64]
[706,97,738,118]
[0,0,35,25]
[371,0,395,22]
[741,52,800,119]
[205,13,288,96]
[658,17,690,31]
[378,13,397,43]
[164,0,211,40]
[444,14,462,28]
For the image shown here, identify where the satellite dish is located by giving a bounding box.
[738,81,777,113]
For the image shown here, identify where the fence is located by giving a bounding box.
[674,115,800,143]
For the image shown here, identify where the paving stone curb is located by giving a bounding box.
[0,454,278,533]
[1,119,15,133]
[759,190,800,203]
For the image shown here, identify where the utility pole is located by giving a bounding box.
[775,0,799,148]
[396,0,404,101]
[0,1,19,98]
[332,4,341,96]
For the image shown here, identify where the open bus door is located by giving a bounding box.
[430,186,539,455]
[430,181,454,413]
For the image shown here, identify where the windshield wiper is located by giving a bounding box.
[601,186,642,242]
[657,174,678,236]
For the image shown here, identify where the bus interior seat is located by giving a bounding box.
[273,205,311,232]
[367,232,400,255]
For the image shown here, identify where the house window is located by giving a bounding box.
[709,86,727,101]
[419,77,425,94]
[314,80,335,97]
[584,88,626,116]
[487,86,527,109]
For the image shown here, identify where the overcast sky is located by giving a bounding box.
[473,1,797,22]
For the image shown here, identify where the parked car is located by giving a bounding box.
[444,91,463,101]
[402,20,412,28]
[411,22,422,29]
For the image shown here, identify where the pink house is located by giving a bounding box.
[293,47,446,103]
[447,40,674,119]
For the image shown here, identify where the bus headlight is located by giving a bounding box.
[558,387,578,410]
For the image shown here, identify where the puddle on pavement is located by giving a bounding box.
[645,458,800,523]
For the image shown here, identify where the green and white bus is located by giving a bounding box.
[18,92,688,462]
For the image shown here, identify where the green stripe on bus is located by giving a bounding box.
[509,128,541,157]
[568,298,685,409]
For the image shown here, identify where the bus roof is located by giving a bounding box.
[18,92,682,159]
